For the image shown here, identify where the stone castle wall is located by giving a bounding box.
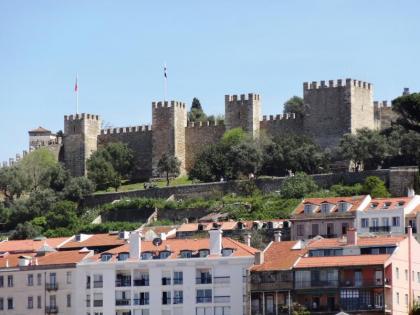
[185,121,226,171]
[225,93,261,137]
[259,113,303,138]
[374,101,399,130]
[349,80,374,133]
[98,126,153,180]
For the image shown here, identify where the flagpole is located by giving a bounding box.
[164,63,167,102]
[75,73,79,114]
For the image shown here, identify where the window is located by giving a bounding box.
[0,298,3,310]
[100,253,112,262]
[28,296,33,309]
[159,251,171,259]
[67,271,72,284]
[338,202,350,212]
[304,204,314,214]
[93,274,103,288]
[196,307,213,315]
[86,294,91,307]
[0,276,3,287]
[320,203,332,213]
[405,269,408,281]
[67,294,71,307]
[342,223,349,235]
[215,306,231,315]
[93,293,103,307]
[37,296,42,309]
[180,250,192,258]
[28,274,34,286]
[392,216,400,227]
[37,273,42,286]
[382,217,389,227]
[405,294,409,306]
[199,249,210,258]
[297,224,304,237]
[174,290,183,304]
[361,218,369,228]
[118,252,129,261]
[372,218,379,227]
[174,271,183,285]
[221,248,234,257]
[311,224,319,237]
[7,298,13,310]
[7,275,13,287]
[196,289,212,303]
[396,267,400,279]
[417,272,420,283]
[162,291,171,305]
[141,252,153,260]
[50,295,56,307]
[397,292,400,304]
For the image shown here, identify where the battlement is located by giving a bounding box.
[186,120,224,128]
[374,100,391,108]
[101,125,152,135]
[262,113,297,121]
[225,93,260,103]
[303,79,372,91]
[152,101,186,109]
[64,113,100,121]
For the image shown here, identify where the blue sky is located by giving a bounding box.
[1,0,419,162]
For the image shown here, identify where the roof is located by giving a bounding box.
[0,250,92,269]
[0,237,70,253]
[90,237,258,262]
[293,196,367,215]
[295,254,390,268]
[59,233,126,249]
[364,197,412,211]
[408,204,420,218]
[252,241,307,272]
[177,219,286,233]
[29,126,51,133]
[308,235,406,249]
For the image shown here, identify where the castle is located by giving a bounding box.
[17,78,403,179]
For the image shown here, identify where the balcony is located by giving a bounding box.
[133,298,149,305]
[295,279,339,289]
[93,300,103,307]
[45,282,58,291]
[340,278,386,287]
[369,226,391,233]
[93,280,103,288]
[115,279,131,287]
[115,299,131,306]
[133,279,149,286]
[173,278,183,285]
[46,306,59,314]
[196,276,212,284]
[173,297,183,304]
[162,277,171,285]
[196,297,212,303]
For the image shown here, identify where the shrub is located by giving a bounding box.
[279,173,319,199]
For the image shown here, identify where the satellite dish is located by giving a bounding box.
[152,238,162,247]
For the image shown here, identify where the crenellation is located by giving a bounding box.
[64,113,100,121]
[303,79,372,91]
[260,113,297,122]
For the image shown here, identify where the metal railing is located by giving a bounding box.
[93,300,103,307]
[46,306,59,314]
[295,279,339,289]
[115,299,131,306]
[162,278,171,285]
[340,278,386,287]
[133,279,149,286]
[45,283,58,291]
[196,276,212,284]
[196,297,212,303]
[162,297,171,305]
[133,298,149,305]
[173,278,183,285]
[115,279,131,287]
[173,297,183,304]
[369,226,391,232]
[93,280,103,288]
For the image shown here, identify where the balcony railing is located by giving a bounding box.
[369,226,391,233]
[173,278,183,285]
[115,279,131,287]
[45,282,58,291]
[295,279,339,289]
[93,280,103,288]
[196,276,212,284]
[162,278,171,285]
[93,300,103,307]
[133,279,149,286]
[46,306,59,314]
[162,297,171,305]
[115,299,131,306]
[214,276,230,284]
[173,297,183,304]
[340,278,386,287]
[133,298,149,305]
[196,297,212,303]
[214,296,230,303]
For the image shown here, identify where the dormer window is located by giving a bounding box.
[100,253,112,262]
[304,204,315,214]
[159,251,171,259]
[221,248,234,257]
[199,249,210,258]
[117,252,129,261]
[237,222,245,230]
[398,201,405,207]
[370,203,378,209]
[338,202,351,212]
[180,250,192,258]
[198,224,205,231]
[320,203,333,213]
[383,202,392,209]
[141,252,153,260]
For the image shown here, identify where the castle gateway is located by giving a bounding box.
[28,78,398,179]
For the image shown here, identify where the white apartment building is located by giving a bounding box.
[0,246,92,315]
[355,195,420,235]
[75,229,259,315]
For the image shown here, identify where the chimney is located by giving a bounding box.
[274,232,282,242]
[129,231,142,259]
[160,232,167,241]
[209,228,223,256]
[245,233,251,247]
[408,187,415,197]
[18,256,31,267]
[347,228,357,245]
[255,251,264,265]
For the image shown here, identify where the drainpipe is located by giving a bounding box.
[408,226,413,310]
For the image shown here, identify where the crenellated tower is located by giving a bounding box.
[224,93,261,137]
[152,101,187,175]
[63,113,101,177]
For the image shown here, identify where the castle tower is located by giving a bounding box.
[63,113,101,177]
[152,101,187,175]
[303,79,374,148]
[224,93,261,137]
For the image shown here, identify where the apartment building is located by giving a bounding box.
[0,245,92,315]
[75,229,259,315]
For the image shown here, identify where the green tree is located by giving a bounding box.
[338,128,388,171]
[42,163,70,192]
[100,142,134,178]
[393,92,420,133]
[228,141,262,178]
[87,155,121,191]
[362,176,390,198]
[279,172,319,199]
[20,148,57,191]
[10,222,42,240]
[188,98,207,122]
[157,154,181,186]
[63,177,95,202]
[45,200,80,230]
[189,144,230,182]
[284,96,304,117]
[0,166,30,203]
[221,128,247,147]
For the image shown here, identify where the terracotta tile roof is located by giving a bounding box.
[365,197,412,211]
[252,241,307,272]
[295,254,391,268]
[140,226,177,235]
[59,233,126,249]
[308,235,406,249]
[29,126,51,133]
[0,250,91,269]
[177,220,286,233]
[0,237,71,253]
[293,196,367,215]
[91,237,258,262]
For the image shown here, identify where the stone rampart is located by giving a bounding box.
[259,113,303,138]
